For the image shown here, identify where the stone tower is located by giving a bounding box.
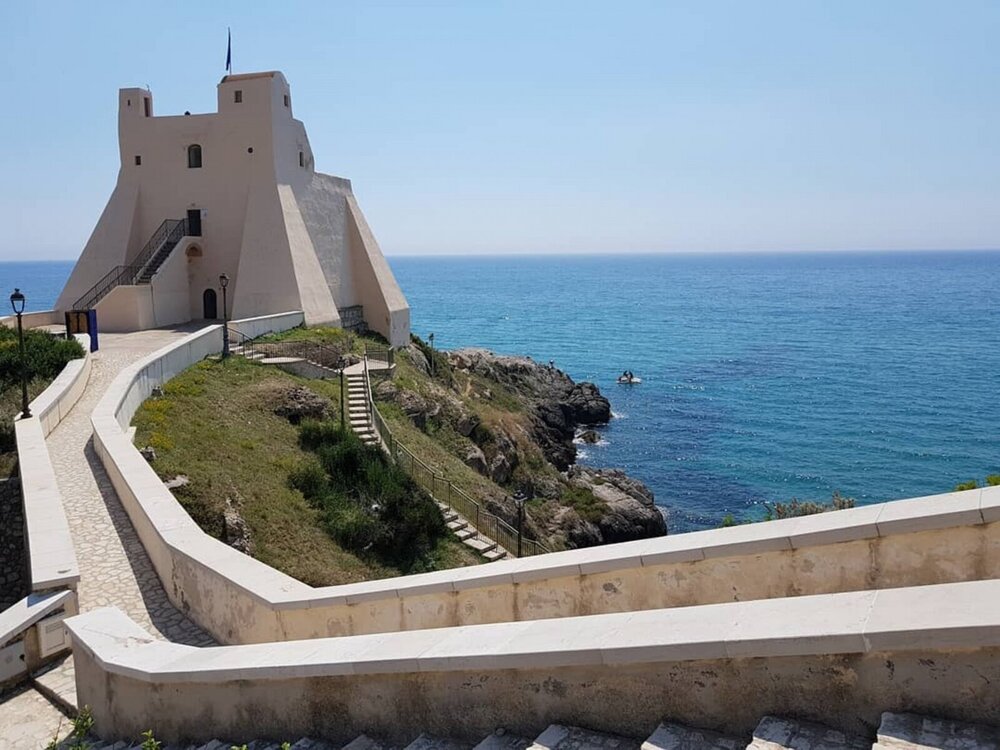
[56,71,410,347]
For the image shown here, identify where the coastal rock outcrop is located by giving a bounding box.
[450,348,611,469]
[566,466,666,543]
[381,342,667,549]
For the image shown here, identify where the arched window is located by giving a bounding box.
[187,144,202,169]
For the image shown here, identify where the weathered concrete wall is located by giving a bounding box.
[0,479,25,611]
[67,580,1000,744]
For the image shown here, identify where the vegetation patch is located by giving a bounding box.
[133,356,477,586]
[560,486,608,524]
[290,421,451,573]
[0,328,83,473]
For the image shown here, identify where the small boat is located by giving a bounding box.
[617,375,642,384]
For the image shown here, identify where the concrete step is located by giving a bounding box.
[875,712,1000,750]
[530,724,640,750]
[483,548,507,562]
[642,722,745,750]
[453,527,476,541]
[403,735,473,750]
[343,734,401,750]
[446,519,468,532]
[749,716,869,750]
[442,510,459,523]
[473,730,533,750]
[463,536,498,555]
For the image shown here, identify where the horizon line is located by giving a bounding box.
[8,246,1000,263]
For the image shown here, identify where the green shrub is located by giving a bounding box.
[955,480,978,491]
[288,458,328,500]
[561,486,607,524]
[988,475,1000,487]
[0,327,83,390]
[764,491,855,520]
[293,421,447,572]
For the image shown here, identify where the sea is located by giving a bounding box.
[5,251,999,532]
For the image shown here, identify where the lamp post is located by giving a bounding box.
[513,489,528,558]
[10,289,31,419]
[428,332,435,377]
[219,274,230,358]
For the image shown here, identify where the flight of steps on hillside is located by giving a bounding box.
[345,371,378,446]
[436,500,506,562]
[66,712,1000,750]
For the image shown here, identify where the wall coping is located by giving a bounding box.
[65,578,1000,683]
[0,310,62,329]
[91,320,1000,635]
[17,338,91,592]
[0,590,74,648]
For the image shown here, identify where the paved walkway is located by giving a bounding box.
[0,326,218,746]
[47,327,215,645]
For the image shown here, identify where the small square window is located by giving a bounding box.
[284,94,290,108]
[234,90,242,103]
[134,155,142,166]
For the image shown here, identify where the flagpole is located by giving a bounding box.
[226,27,232,75]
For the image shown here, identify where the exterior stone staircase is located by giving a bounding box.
[61,714,1000,750]
[345,370,378,446]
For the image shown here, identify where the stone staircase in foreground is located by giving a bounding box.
[66,713,1000,750]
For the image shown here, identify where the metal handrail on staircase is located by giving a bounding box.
[72,218,188,310]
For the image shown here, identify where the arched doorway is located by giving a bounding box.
[203,288,218,319]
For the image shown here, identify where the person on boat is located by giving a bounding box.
[621,370,630,382]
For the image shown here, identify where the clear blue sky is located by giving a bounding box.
[1,1,998,259]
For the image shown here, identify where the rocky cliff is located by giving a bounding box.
[374,340,666,549]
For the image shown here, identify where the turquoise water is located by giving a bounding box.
[6,252,999,531]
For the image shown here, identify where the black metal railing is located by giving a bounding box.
[227,327,255,359]
[338,305,365,332]
[72,217,189,310]
[365,355,549,558]
[255,340,345,370]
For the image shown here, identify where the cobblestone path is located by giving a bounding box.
[0,328,217,746]
[46,328,215,646]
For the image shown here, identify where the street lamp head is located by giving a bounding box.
[512,488,528,509]
[219,273,229,289]
[9,288,25,315]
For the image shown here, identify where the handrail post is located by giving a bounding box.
[339,368,345,430]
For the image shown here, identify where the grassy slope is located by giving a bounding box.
[264,328,578,547]
[132,356,478,587]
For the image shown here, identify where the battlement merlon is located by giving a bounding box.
[116,72,314,174]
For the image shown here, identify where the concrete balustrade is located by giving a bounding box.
[65,579,1000,743]
[92,321,1000,646]
[0,309,63,330]
[17,335,91,593]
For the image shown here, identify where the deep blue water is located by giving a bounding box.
[391,252,1000,531]
[6,253,999,532]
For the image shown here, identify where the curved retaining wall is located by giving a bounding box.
[92,320,1000,645]
[17,334,91,593]
[66,578,1000,743]
[0,310,63,330]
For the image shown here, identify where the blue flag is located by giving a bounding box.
[226,28,232,73]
